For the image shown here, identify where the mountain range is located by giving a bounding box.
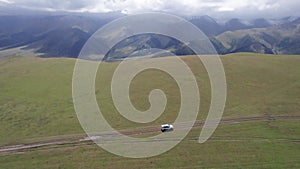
[0,13,299,59]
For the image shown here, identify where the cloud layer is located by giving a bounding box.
[1,0,300,18]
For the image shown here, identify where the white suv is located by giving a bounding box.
[161,124,174,132]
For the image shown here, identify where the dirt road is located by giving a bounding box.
[0,115,299,155]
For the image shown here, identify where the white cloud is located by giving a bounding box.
[2,0,300,18]
[0,0,13,4]
[217,6,234,12]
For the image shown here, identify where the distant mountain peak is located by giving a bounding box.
[0,14,299,58]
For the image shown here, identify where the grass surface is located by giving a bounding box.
[0,56,84,146]
[0,121,299,169]
[0,53,299,168]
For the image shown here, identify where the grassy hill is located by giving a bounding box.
[0,53,299,168]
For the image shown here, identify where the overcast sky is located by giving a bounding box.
[0,0,299,19]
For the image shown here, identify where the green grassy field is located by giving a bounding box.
[0,53,299,168]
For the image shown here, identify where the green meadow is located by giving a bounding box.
[0,53,299,168]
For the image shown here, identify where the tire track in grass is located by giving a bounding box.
[0,115,299,155]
